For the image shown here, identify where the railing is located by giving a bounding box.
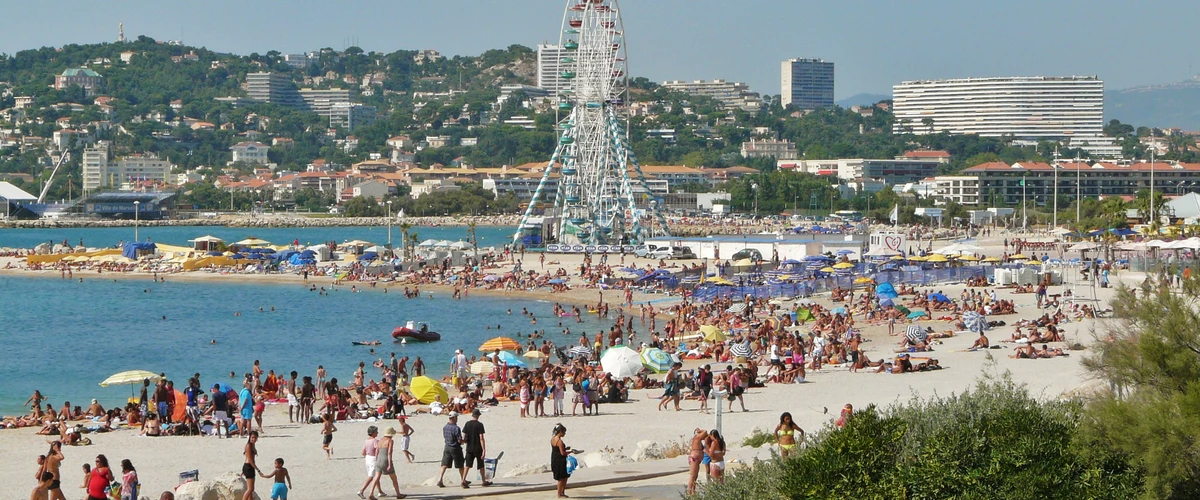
[689,265,995,302]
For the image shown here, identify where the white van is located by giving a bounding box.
[648,246,696,260]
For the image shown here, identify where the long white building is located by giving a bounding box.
[661,79,763,112]
[892,76,1104,140]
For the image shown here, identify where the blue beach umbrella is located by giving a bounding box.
[640,347,672,373]
[486,350,528,368]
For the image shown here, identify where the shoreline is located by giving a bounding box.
[0,215,519,229]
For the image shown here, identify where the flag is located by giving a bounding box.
[889,204,899,225]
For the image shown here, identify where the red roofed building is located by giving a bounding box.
[900,150,951,164]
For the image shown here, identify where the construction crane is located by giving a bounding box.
[36,151,71,204]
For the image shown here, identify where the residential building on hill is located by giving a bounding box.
[780,58,834,110]
[741,139,797,160]
[536,43,573,94]
[230,142,271,165]
[661,79,762,112]
[81,145,174,191]
[55,68,104,97]
[941,160,1200,206]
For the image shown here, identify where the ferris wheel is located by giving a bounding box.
[514,0,670,248]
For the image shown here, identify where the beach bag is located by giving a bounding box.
[566,455,578,476]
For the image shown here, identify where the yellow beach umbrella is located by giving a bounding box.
[925,254,949,263]
[982,257,1001,263]
[99,370,162,387]
[409,376,449,404]
[889,255,906,260]
[699,325,726,342]
[709,277,735,286]
[234,237,272,247]
[1009,254,1029,260]
[854,277,873,284]
[479,337,522,352]
[832,262,854,269]
[820,267,836,273]
[523,350,547,359]
[958,255,979,261]
[908,255,926,261]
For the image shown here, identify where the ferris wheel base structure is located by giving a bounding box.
[512,0,670,249]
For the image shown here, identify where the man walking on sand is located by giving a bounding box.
[462,409,492,486]
[437,413,470,489]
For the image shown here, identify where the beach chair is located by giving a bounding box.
[483,451,504,482]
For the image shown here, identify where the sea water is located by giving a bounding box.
[0,259,611,417]
[0,224,516,250]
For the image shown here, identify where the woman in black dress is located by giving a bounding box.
[551,423,572,498]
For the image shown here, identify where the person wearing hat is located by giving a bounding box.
[86,399,105,418]
[437,413,469,488]
[462,409,492,486]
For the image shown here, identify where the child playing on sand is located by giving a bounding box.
[259,458,292,500]
[321,413,337,459]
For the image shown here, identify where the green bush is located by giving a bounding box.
[696,378,1143,500]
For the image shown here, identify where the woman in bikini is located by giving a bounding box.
[686,428,709,495]
[242,431,260,500]
[774,412,804,458]
[706,429,727,484]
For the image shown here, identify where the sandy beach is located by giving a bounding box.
[0,232,1124,499]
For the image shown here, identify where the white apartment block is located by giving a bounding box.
[661,79,763,112]
[328,102,377,130]
[82,146,174,191]
[931,175,982,206]
[536,43,574,93]
[741,139,797,160]
[892,76,1104,140]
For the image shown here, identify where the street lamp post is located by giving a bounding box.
[1076,157,1081,228]
[386,200,393,250]
[1150,150,1156,223]
[751,182,759,217]
[133,201,140,242]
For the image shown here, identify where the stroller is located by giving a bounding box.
[481,451,505,483]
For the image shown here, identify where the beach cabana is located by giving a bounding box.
[234,237,271,247]
[189,235,224,252]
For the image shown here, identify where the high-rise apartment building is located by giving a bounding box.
[536,43,573,93]
[891,76,1104,140]
[245,72,298,106]
[780,58,834,110]
[661,80,763,112]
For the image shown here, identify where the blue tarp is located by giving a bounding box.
[121,242,156,260]
[358,252,378,261]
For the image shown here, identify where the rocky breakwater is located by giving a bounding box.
[0,214,520,229]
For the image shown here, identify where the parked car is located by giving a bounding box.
[731,248,762,262]
[649,246,696,260]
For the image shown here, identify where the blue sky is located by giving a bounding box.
[3,0,1197,99]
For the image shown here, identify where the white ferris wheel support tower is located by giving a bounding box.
[513,0,670,248]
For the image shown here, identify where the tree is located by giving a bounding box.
[1079,276,1200,498]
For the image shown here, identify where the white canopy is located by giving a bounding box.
[188,235,224,243]
[864,247,901,257]
[1068,242,1100,251]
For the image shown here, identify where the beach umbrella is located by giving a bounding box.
[523,350,547,359]
[907,310,929,319]
[928,293,951,303]
[906,325,929,344]
[795,308,815,322]
[854,277,873,284]
[469,361,494,376]
[982,257,1001,263]
[708,277,735,286]
[959,255,980,261]
[836,249,856,255]
[409,376,448,404]
[479,337,522,352]
[640,347,673,373]
[486,351,528,368]
[728,342,752,359]
[819,266,836,273]
[832,262,855,269]
[569,345,593,359]
[925,254,949,263]
[963,311,986,333]
[600,346,643,379]
[699,325,726,342]
[99,370,162,387]
[875,282,898,299]
[895,305,912,315]
[1008,254,1029,260]
[879,297,895,308]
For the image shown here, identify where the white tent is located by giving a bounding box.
[1068,242,1100,251]
[417,239,438,247]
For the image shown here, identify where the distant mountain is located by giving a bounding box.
[1106,80,1200,130]
[837,93,889,108]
